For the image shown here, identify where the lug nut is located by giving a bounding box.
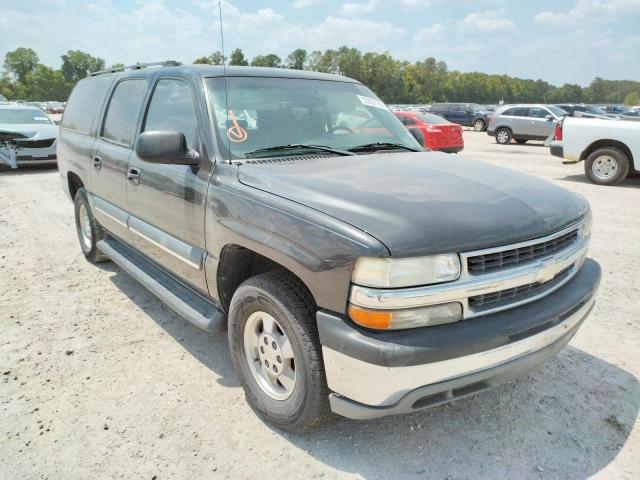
[260,346,265,354]
[273,365,278,373]
[272,341,277,350]
[265,360,269,368]
[276,355,282,363]
[264,337,268,345]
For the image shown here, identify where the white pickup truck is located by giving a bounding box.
[549,116,639,185]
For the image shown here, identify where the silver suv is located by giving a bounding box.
[487,104,567,145]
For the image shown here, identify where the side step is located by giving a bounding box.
[97,236,226,333]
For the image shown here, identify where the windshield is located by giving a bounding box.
[583,105,607,115]
[205,76,421,160]
[0,108,51,125]
[416,113,448,124]
[547,105,568,117]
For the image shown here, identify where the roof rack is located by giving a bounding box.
[90,60,182,77]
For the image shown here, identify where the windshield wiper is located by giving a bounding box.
[245,144,355,158]
[347,142,421,153]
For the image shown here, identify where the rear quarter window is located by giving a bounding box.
[61,76,112,134]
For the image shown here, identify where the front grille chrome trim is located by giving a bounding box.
[349,219,589,319]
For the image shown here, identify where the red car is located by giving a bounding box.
[394,111,464,153]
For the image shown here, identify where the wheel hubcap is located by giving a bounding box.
[474,120,484,131]
[243,311,296,400]
[592,156,617,179]
[78,203,92,251]
[497,131,509,143]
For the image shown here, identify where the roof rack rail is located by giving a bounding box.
[90,60,182,77]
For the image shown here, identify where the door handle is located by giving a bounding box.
[93,156,102,170]
[127,167,140,185]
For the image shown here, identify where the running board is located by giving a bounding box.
[97,236,226,333]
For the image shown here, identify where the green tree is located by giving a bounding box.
[229,48,248,66]
[623,91,640,106]
[4,47,39,83]
[60,50,105,82]
[26,65,70,101]
[286,49,307,70]
[193,51,225,65]
[250,54,282,68]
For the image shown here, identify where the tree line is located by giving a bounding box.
[3,46,640,106]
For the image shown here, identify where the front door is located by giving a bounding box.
[528,107,557,139]
[91,78,148,238]
[126,77,211,292]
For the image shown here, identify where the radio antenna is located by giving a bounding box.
[218,1,231,162]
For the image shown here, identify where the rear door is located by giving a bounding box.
[125,77,211,291]
[506,107,531,137]
[91,78,148,237]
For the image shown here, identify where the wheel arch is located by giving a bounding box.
[67,171,84,199]
[215,244,316,315]
[580,139,633,165]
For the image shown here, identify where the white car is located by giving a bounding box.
[0,105,58,169]
[549,116,639,185]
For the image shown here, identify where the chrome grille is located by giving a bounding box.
[469,265,574,311]
[467,229,578,274]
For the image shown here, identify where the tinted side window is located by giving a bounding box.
[143,79,199,149]
[61,76,112,134]
[102,79,147,146]
[450,104,463,112]
[528,107,548,118]
[403,116,416,125]
[512,107,529,117]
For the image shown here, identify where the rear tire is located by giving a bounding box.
[74,188,109,263]
[515,139,528,144]
[584,147,630,185]
[473,119,486,132]
[228,271,330,433]
[495,128,512,144]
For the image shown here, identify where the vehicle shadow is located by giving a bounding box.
[0,164,58,175]
[102,265,239,388]
[100,263,638,479]
[559,173,640,188]
[282,347,639,479]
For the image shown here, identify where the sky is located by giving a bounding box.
[1,0,639,86]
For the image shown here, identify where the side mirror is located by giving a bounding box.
[53,119,60,125]
[134,131,199,165]
[408,127,425,147]
[544,114,554,121]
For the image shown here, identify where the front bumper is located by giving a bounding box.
[318,258,600,419]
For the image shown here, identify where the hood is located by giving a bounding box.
[0,123,58,140]
[238,152,589,256]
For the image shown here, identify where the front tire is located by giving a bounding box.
[584,147,630,185]
[228,271,330,433]
[495,128,512,144]
[74,188,109,263]
[473,119,486,132]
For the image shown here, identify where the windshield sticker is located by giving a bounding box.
[357,95,388,110]
[227,110,248,143]
[33,116,49,121]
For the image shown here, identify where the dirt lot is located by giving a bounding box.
[1,132,638,480]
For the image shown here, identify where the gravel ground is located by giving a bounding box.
[1,131,638,480]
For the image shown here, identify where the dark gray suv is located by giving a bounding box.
[58,63,600,432]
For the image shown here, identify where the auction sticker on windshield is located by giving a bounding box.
[357,95,388,110]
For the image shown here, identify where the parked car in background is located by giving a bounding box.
[554,104,608,117]
[549,116,639,185]
[394,111,463,153]
[0,105,58,169]
[488,104,567,145]
[597,104,627,115]
[621,108,639,117]
[428,103,491,132]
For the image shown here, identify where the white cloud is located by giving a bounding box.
[398,0,430,7]
[339,1,379,16]
[534,0,640,26]
[458,9,516,33]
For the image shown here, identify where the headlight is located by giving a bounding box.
[351,254,461,288]
[349,303,463,330]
